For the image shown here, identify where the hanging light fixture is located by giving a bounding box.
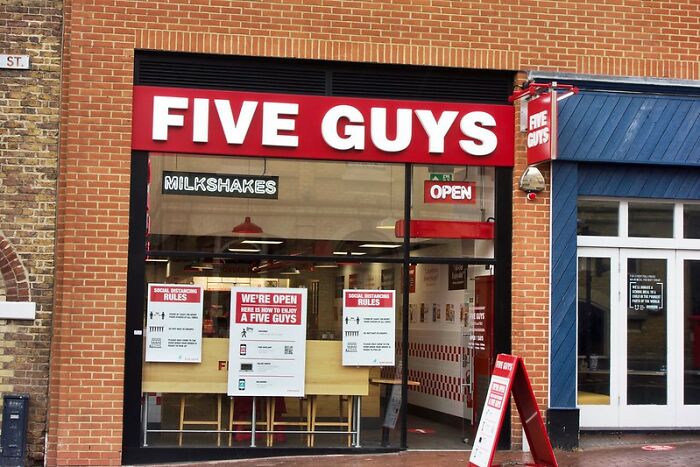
[232,158,267,235]
[232,216,263,235]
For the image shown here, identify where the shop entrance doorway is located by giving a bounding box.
[402,263,494,449]
[577,248,700,429]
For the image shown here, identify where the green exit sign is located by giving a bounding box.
[429,173,453,181]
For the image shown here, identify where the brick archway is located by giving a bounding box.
[0,234,31,302]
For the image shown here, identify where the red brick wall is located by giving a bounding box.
[511,114,551,446]
[53,0,699,464]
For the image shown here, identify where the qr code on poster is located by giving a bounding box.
[284,345,293,355]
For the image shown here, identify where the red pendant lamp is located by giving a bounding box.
[232,216,263,235]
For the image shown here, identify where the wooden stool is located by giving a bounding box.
[267,397,311,446]
[178,394,222,446]
[308,395,353,447]
[227,396,269,446]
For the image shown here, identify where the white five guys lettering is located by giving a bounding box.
[151,96,499,157]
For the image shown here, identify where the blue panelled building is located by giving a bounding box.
[539,75,700,447]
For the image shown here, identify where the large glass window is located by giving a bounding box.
[409,165,495,258]
[140,153,499,451]
[578,199,700,241]
[684,204,700,239]
[577,200,618,236]
[142,257,404,448]
[628,202,674,238]
[148,154,405,259]
[143,153,415,449]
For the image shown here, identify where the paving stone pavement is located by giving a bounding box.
[143,438,700,466]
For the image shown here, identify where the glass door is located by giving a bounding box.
[677,251,700,426]
[578,248,686,428]
[619,249,675,427]
[577,248,619,428]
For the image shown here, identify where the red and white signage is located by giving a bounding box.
[234,291,302,325]
[469,354,557,467]
[526,91,557,165]
[145,284,204,363]
[342,290,395,366]
[228,287,307,397]
[132,86,514,167]
[511,82,578,165]
[423,180,476,204]
[149,285,202,303]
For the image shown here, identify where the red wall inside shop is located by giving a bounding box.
[54,0,699,464]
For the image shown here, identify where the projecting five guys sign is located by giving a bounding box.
[131,86,514,166]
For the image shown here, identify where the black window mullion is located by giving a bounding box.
[400,164,412,449]
[122,152,149,453]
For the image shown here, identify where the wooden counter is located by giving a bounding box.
[143,338,370,396]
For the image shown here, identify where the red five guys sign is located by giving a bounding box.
[526,91,556,165]
[132,86,514,166]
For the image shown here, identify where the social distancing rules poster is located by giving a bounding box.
[342,289,395,366]
[145,284,203,362]
[228,287,307,397]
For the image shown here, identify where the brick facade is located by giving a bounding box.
[53,1,699,464]
[0,1,62,464]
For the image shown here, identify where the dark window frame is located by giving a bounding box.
[123,53,513,464]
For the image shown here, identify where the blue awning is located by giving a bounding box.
[557,91,700,166]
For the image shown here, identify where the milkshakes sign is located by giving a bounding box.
[342,290,395,366]
[162,171,279,199]
[228,287,307,397]
[145,284,203,363]
[132,86,514,167]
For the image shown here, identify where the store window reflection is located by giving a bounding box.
[409,165,495,259]
[142,257,406,448]
[628,202,674,238]
[577,257,611,405]
[148,154,405,258]
[140,153,498,450]
[577,200,618,237]
[627,258,667,405]
[684,259,700,405]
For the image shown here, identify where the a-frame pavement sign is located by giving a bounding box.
[468,354,557,467]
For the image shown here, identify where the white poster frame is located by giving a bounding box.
[145,283,204,363]
[227,287,307,397]
[342,289,395,367]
